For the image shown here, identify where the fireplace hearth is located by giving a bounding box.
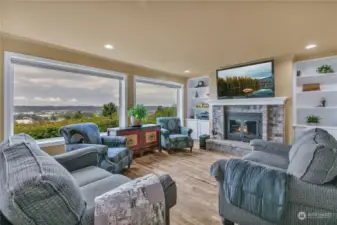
[225,112,262,142]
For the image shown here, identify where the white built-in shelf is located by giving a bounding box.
[187,76,210,120]
[297,106,337,110]
[293,55,337,140]
[293,124,337,130]
[189,87,209,90]
[296,89,337,95]
[297,73,337,85]
[192,107,209,109]
[192,97,209,100]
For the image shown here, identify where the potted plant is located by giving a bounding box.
[317,65,334,74]
[306,115,320,125]
[128,104,148,127]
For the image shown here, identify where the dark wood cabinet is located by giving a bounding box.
[107,124,161,156]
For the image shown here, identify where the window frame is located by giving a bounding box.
[134,75,184,126]
[4,52,128,145]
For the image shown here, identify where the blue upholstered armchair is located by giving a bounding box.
[59,122,133,174]
[156,117,194,153]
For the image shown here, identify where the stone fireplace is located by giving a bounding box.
[210,97,288,144]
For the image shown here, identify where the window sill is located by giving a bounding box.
[36,132,108,148]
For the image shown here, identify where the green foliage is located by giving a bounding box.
[306,115,320,124]
[218,76,260,97]
[14,105,177,140]
[73,111,83,119]
[128,104,148,120]
[317,65,334,74]
[14,113,119,139]
[143,106,177,124]
[102,102,118,117]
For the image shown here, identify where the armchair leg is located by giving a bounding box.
[190,146,193,152]
[222,218,234,225]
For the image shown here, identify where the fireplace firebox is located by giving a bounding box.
[225,112,262,142]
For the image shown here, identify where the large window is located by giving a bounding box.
[135,77,183,125]
[4,52,127,140]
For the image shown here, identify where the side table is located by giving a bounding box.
[107,124,161,156]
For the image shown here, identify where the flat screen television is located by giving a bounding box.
[216,60,275,99]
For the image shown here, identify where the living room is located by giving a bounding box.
[1,1,337,225]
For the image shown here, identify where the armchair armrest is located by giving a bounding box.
[101,135,126,147]
[160,128,170,138]
[181,127,193,136]
[250,139,291,156]
[54,144,108,172]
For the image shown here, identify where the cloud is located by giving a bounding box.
[34,97,62,102]
[69,98,78,102]
[14,96,27,100]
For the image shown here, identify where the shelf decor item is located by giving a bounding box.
[296,71,301,77]
[319,97,326,107]
[195,80,206,88]
[128,104,148,127]
[317,65,334,74]
[306,115,320,125]
[302,83,320,92]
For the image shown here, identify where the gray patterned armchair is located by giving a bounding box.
[156,117,194,153]
[59,122,133,174]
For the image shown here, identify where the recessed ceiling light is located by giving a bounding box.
[104,44,114,49]
[305,44,317,49]
[184,70,190,73]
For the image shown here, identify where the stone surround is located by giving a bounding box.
[212,104,285,143]
[205,139,251,157]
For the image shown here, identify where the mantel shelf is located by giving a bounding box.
[207,97,288,106]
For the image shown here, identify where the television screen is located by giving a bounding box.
[216,60,275,99]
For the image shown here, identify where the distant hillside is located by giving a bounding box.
[14,105,167,113]
[14,106,103,113]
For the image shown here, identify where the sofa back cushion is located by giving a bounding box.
[156,117,181,134]
[0,134,86,225]
[287,128,337,184]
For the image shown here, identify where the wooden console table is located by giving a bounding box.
[107,124,161,156]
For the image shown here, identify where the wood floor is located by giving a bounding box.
[124,146,235,225]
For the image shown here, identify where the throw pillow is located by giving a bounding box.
[287,129,337,184]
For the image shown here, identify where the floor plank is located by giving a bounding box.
[124,146,236,225]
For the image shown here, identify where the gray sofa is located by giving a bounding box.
[212,128,337,225]
[0,134,177,225]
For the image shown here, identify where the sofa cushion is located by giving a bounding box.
[287,129,337,184]
[0,134,86,225]
[243,151,289,170]
[80,174,131,209]
[71,166,112,187]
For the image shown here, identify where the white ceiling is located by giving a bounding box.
[2,0,337,76]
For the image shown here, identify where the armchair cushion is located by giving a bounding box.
[71,166,112,187]
[243,151,289,170]
[287,128,337,184]
[250,139,291,157]
[59,122,101,145]
[156,117,181,134]
[180,127,192,136]
[169,134,193,149]
[101,135,126,147]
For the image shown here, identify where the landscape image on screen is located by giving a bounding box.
[217,61,274,98]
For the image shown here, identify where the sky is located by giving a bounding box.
[217,62,272,79]
[14,64,178,107]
